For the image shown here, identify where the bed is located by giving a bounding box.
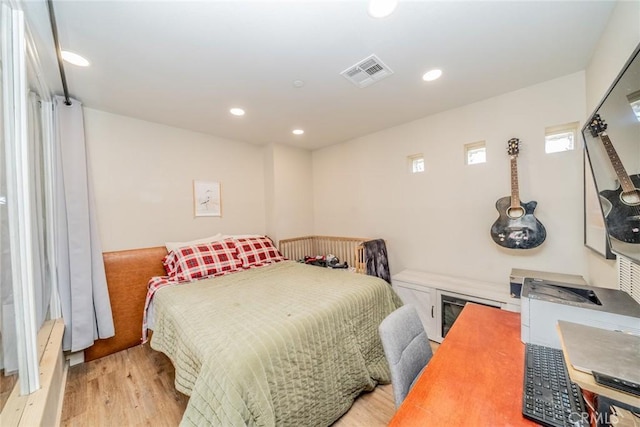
[84,236,400,426]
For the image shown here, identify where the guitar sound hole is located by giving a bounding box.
[620,189,640,206]
[507,207,525,219]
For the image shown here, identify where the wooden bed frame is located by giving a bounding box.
[278,235,367,273]
[84,236,368,362]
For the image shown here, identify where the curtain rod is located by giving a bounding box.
[46,0,71,106]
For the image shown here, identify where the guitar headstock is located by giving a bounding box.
[588,114,607,137]
[507,138,520,157]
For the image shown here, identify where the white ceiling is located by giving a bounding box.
[25,0,616,150]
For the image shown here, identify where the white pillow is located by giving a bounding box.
[165,233,224,253]
[222,234,263,240]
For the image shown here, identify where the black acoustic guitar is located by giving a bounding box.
[491,138,546,249]
[588,114,640,244]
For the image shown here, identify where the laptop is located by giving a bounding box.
[557,320,640,398]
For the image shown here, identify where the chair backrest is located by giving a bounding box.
[378,304,433,408]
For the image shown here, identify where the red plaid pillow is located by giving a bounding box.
[163,239,242,281]
[235,236,286,268]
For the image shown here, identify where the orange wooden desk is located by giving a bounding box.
[389,303,537,426]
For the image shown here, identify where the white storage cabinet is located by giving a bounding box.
[392,270,520,343]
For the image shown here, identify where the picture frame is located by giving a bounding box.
[193,180,221,217]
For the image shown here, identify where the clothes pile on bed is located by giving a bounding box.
[301,254,349,269]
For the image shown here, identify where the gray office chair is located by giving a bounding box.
[378,304,433,408]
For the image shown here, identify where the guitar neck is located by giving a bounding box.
[601,132,635,193]
[510,156,521,207]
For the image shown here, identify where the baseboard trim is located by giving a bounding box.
[66,350,84,367]
[1,318,66,427]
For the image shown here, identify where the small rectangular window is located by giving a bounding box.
[545,122,578,154]
[408,153,425,173]
[631,100,640,122]
[627,90,640,121]
[465,141,486,165]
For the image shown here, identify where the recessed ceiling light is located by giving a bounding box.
[292,129,304,135]
[61,50,90,67]
[368,0,398,18]
[230,108,245,116]
[422,69,443,82]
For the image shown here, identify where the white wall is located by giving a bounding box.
[585,1,640,114]
[264,144,314,243]
[313,72,587,284]
[84,108,267,251]
[583,0,640,288]
[83,0,639,285]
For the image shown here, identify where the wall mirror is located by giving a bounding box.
[583,43,640,263]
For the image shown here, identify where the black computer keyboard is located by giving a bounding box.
[523,343,588,427]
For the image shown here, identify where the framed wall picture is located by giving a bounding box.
[194,180,221,217]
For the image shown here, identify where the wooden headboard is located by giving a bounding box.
[84,246,167,362]
[85,236,370,362]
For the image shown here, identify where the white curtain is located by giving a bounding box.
[54,96,114,351]
[1,92,51,373]
[28,92,51,329]
[0,88,16,374]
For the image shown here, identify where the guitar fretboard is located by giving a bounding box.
[601,132,635,193]
[510,156,521,208]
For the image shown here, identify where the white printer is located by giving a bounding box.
[521,278,640,349]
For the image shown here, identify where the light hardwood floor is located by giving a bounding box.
[61,341,440,426]
[61,344,189,427]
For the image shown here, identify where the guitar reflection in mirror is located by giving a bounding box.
[490,138,546,249]
[588,114,640,244]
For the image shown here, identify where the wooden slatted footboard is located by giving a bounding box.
[278,235,367,274]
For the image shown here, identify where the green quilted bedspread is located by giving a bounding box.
[150,261,401,426]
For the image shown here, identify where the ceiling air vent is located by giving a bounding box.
[340,54,394,88]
